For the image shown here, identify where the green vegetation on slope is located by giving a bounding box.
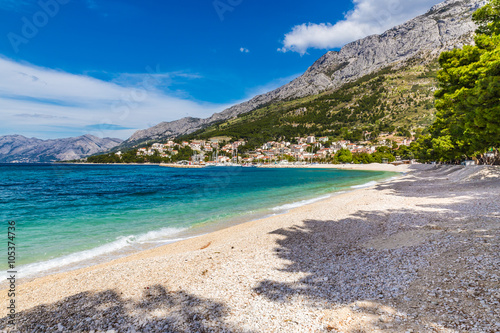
[182,62,440,151]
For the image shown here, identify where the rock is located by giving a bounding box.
[0,134,123,163]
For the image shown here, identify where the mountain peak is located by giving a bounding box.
[0,135,123,163]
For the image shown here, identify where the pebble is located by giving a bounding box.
[0,165,498,332]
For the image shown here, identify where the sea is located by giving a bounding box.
[0,163,398,280]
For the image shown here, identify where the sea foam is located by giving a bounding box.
[351,181,378,189]
[271,194,332,212]
[16,227,186,279]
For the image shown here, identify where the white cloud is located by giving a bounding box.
[278,0,442,54]
[0,57,232,139]
[111,70,203,92]
[239,47,250,53]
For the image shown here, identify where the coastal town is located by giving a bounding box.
[129,135,414,166]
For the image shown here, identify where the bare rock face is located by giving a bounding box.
[121,0,485,147]
[0,134,123,163]
[126,117,203,144]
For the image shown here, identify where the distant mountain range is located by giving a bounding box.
[0,134,122,163]
[115,0,486,150]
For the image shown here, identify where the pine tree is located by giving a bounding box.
[432,0,500,163]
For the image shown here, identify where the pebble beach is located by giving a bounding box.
[1,164,499,332]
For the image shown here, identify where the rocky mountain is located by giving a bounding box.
[0,134,123,163]
[119,0,485,149]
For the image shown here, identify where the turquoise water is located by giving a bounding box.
[0,164,396,277]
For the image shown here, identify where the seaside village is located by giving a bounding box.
[133,135,415,166]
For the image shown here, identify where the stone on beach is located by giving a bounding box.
[1,165,499,332]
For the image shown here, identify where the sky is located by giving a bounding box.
[0,0,443,140]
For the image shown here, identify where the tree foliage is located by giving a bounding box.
[335,149,353,163]
[431,0,500,162]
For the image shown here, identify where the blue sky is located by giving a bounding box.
[0,0,442,139]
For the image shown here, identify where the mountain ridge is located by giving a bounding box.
[118,0,485,149]
[0,134,123,163]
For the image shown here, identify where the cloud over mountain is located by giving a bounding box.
[278,0,442,54]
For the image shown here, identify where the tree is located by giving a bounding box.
[353,152,373,164]
[376,146,392,154]
[371,151,396,163]
[397,145,414,160]
[474,0,500,36]
[432,0,500,163]
[171,146,194,162]
[335,148,353,163]
[344,129,363,142]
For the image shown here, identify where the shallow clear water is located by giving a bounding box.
[0,163,396,277]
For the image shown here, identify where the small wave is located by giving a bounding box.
[135,227,187,243]
[351,181,378,189]
[16,227,186,278]
[271,194,332,212]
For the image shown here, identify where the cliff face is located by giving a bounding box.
[121,0,485,148]
[0,134,123,163]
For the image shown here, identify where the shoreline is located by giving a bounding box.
[5,165,402,285]
[2,165,498,332]
[51,162,415,173]
[258,163,413,172]
[4,168,405,289]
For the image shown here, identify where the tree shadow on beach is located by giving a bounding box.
[255,213,428,303]
[254,167,500,332]
[3,167,498,333]
[375,165,500,199]
[0,285,251,333]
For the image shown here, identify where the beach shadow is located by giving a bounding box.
[254,213,426,303]
[0,285,250,333]
[375,165,500,199]
[254,166,500,332]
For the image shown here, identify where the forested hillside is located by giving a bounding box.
[183,60,440,150]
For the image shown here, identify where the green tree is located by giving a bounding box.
[353,152,374,164]
[432,0,500,163]
[376,146,392,154]
[171,146,194,162]
[397,145,414,160]
[335,148,353,163]
[371,152,396,163]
